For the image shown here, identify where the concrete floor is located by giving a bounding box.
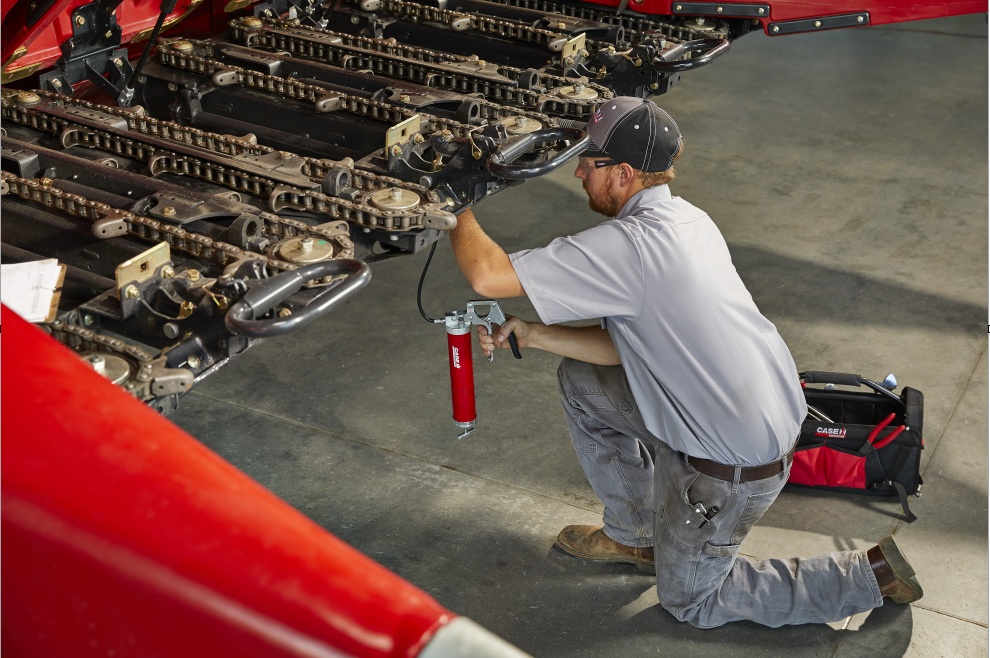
[171,14,988,657]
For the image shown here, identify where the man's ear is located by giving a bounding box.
[617,163,637,188]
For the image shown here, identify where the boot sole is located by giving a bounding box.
[554,541,656,574]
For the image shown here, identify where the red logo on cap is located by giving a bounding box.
[593,109,603,124]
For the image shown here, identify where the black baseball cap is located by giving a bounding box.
[583,97,682,173]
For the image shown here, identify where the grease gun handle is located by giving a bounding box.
[466,299,523,360]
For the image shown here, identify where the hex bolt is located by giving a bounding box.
[75,15,85,25]
[516,116,529,128]
[124,285,140,299]
[114,58,123,66]
[351,15,360,23]
[573,83,585,94]
[440,129,453,141]
[186,269,201,282]
[557,21,566,29]
[580,49,589,57]
[162,206,176,216]
[389,187,403,200]
[300,236,314,252]
[772,25,779,32]
[53,79,62,88]
[187,355,201,369]
[414,134,425,144]
[400,94,411,102]
[83,313,95,326]
[477,60,486,67]
[168,82,178,91]
[89,355,106,374]
[391,145,402,156]
[161,266,175,278]
[649,82,659,90]
[695,17,705,25]
[278,308,293,317]
[163,322,180,339]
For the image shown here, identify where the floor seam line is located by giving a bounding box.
[920,337,987,481]
[911,603,989,628]
[185,391,603,515]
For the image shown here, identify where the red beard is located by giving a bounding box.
[583,175,623,218]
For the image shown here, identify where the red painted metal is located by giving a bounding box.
[1,304,455,658]
[1,0,218,83]
[446,329,476,425]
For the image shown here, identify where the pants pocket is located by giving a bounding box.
[729,485,784,545]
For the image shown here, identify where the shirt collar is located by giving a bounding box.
[617,185,672,219]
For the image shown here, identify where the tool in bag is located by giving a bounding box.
[790,371,924,522]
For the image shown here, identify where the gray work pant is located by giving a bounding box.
[557,357,884,628]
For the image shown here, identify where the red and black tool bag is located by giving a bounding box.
[789,371,924,522]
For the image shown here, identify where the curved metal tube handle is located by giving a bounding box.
[487,127,590,180]
[652,38,730,73]
[225,259,371,338]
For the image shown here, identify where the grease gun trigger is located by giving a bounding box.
[465,300,522,361]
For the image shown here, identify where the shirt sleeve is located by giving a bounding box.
[509,222,644,325]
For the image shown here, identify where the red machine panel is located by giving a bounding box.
[1,304,454,658]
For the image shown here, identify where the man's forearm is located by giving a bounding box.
[448,208,525,298]
[527,323,621,366]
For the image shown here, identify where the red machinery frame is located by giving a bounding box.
[2,303,458,657]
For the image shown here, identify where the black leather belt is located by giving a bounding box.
[688,445,795,483]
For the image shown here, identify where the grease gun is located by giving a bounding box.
[434,300,522,439]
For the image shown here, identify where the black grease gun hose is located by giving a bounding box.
[417,240,522,359]
[417,241,439,323]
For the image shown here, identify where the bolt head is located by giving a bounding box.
[278,308,292,317]
[187,355,201,369]
[857,15,864,22]
[162,206,176,216]
[414,134,425,144]
[161,266,175,278]
[758,7,765,13]
[279,151,292,160]
[75,15,85,25]
[389,187,403,199]
[814,20,821,27]
[389,235,399,241]
[675,4,682,10]
[772,25,779,32]
[186,270,200,282]
[53,79,62,87]
[168,82,178,91]
[717,6,723,12]
[400,94,411,102]
[557,21,566,29]
[124,285,140,299]
[351,15,360,23]
[391,145,402,156]
[83,314,95,326]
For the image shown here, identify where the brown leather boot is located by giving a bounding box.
[555,525,655,573]
[868,535,923,604]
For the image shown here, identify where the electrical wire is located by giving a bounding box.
[417,241,440,323]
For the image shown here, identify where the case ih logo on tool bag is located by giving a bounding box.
[815,427,847,438]
[452,347,461,369]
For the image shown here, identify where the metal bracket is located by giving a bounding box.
[671,2,769,18]
[768,12,869,35]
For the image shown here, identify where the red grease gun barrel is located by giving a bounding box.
[440,300,521,439]
[447,322,476,435]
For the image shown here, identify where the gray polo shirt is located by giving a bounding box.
[509,185,805,465]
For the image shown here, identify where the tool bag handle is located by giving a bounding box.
[800,371,904,405]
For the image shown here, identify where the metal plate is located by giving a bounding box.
[768,12,870,35]
[369,187,421,211]
[671,2,769,18]
[115,242,170,298]
[273,236,337,264]
[502,116,544,135]
[385,114,422,150]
